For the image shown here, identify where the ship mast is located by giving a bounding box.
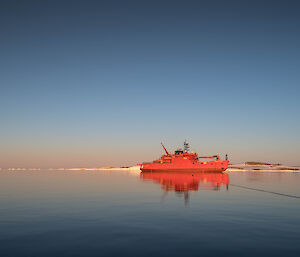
[184,140,190,153]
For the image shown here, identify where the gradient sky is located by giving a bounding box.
[1,0,300,168]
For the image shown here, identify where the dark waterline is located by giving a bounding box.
[0,170,299,257]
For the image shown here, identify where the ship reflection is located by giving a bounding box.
[140,171,229,205]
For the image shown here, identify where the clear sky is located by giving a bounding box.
[1,0,300,168]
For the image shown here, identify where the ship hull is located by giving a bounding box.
[140,160,229,173]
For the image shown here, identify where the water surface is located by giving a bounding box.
[0,170,299,257]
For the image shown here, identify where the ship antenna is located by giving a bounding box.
[184,140,190,153]
[161,142,169,155]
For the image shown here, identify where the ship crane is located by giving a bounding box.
[161,142,170,155]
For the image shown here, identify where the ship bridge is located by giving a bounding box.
[175,149,184,155]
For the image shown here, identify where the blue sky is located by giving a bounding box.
[1,0,300,167]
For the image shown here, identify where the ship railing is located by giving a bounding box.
[198,155,220,160]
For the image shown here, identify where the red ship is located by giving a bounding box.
[140,141,229,173]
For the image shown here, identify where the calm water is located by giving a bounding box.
[0,170,299,257]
